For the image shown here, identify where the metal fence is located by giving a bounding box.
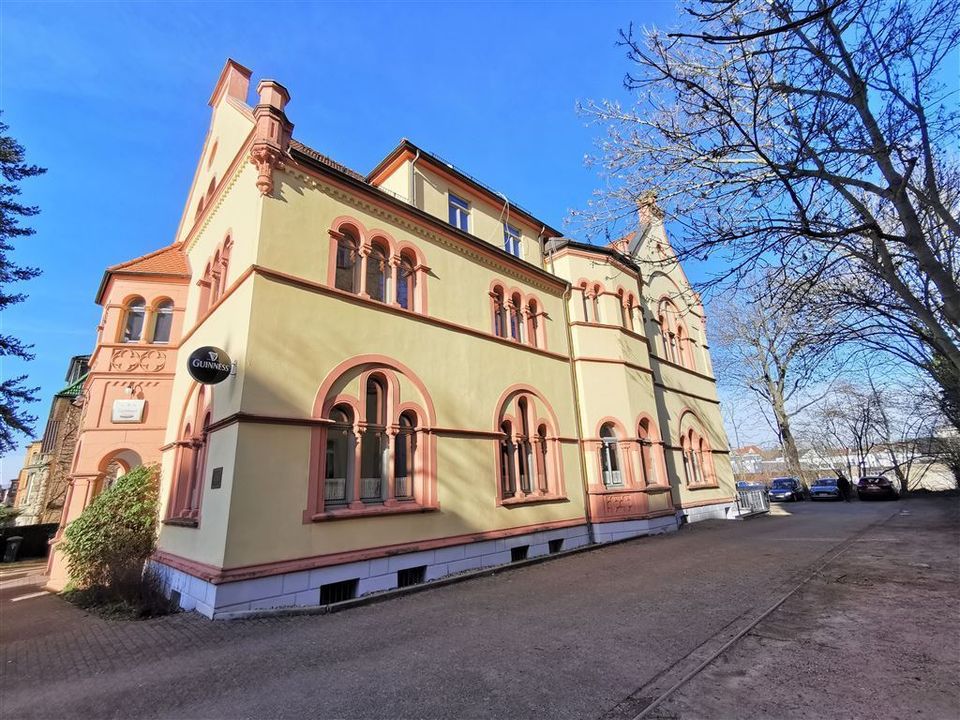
[736,488,770,517]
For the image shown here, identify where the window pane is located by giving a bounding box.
[153,302,174,343]
[123,299,146,342]
[366,249,386,302]
[335,238,358,292]
[504,225,521,257]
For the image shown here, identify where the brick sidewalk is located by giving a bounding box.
[2,500,953,720]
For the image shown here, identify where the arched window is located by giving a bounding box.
[580,286,591,323]
[495,389,564,504]
[535,424,549,493]
[680,417,714,486]
[600,423,623,487]
[510,293,523,342]
[311,362,437,517]
[366,243,388,302]
[335,230,360,293]
[492,287,507,338]
[169,388,210,522]
[153,300,174,343]
[360,377,388,501]
[516,398,533,494]
[625,295,636,332]
[397,255,415,310]
[394,411,417,499]
[619,298,628,328]
[499,420,517,498]
[637,418,656,486]
[206,176,216,204]
[325,405,355,505]
[122,297,146,343]
[591,286,602,323]
[210,251,223,306]
[682,434,694,486]
[527,300,539,348]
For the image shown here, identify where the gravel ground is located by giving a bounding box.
[1,496,956,719]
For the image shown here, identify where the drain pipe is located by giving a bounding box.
[409,149,421,208]
[562,282,596,546]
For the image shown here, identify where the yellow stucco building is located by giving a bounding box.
[51,60,735,617]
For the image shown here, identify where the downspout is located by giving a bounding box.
[538,225,547,270]
[409,150,421,208]
[562,282,596,545]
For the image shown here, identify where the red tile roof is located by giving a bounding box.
[107,245,190,276]
[289,139,366,182]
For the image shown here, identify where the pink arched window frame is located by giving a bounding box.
[306,356,438,520]
[326,217,429,313]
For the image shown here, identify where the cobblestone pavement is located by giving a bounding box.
[1,497,956,719]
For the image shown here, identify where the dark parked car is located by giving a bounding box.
[768,477,806,502]
[857,475,900,500]
[810,477,841,500]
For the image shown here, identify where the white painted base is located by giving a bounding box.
[678,501,737,525]
[590,515,678,544]
[152,524,593,619]
[152,507,727,619]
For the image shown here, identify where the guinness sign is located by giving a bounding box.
[187,346,232,385]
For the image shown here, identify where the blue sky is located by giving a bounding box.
[1,1,749,477]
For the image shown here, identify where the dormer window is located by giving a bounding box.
[448,193,470,232]
[504,224,521,257]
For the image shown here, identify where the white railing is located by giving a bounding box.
[736,488,770,517]
[395,475,412,499]
[361,477,382,501]
[325,477,347,502]
[603,470,624,487]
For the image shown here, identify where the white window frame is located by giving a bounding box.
[449,193,470,232]
[504,224,522,257]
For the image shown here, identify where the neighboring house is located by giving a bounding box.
[13,441,50,526]
[32,356,91,525]
[48,60,736,617]
[731,445,765,476]
[1,479,19,506]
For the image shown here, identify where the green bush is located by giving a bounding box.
[61,464,161,604]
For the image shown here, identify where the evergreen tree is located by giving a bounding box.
[0,116,45,456]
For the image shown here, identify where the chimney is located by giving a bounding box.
[250,79,294,196]
[208,59,253,108]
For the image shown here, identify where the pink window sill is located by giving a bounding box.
[310,503,439,522]
[163,517,199,528]
[686,483,720,491]
[499,494,569,507]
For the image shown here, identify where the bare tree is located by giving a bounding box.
[580,0,960,426]
[712,273,841,479]
[802,372,948,492]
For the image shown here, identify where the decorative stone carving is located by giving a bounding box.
[109,348,167,373]
[250,144,284,196]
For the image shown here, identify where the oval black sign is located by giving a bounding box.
[187,346,232,384]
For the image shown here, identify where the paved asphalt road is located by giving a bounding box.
[1,497,956,719]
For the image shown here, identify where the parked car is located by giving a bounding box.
[768,477,806,502]
[809,477,842,501]
[857,475,900,500]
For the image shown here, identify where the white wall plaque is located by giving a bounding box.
[112,399,146,424]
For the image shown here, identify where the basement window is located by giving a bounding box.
[397,566,426,588]
[319,578,358,605]
[548,539,564,554]
[510,545,529,562]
